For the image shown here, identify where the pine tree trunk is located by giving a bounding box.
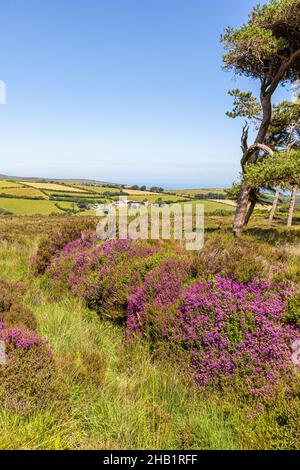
[232,92,272,236]
[269,187,281,226]
[244,199,256,226]
[287,186,297,228]
[233,182,252,237]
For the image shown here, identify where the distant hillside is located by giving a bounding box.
[0,174,120,187]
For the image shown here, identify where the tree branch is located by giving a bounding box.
[268,49,300,96]
[240,121,249,155]
[241,143,274,170]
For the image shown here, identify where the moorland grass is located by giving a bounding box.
[0,215,300,449]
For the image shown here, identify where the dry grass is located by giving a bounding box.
[0,187,47,199]
[0,181,24,189]
[21,182,86,193]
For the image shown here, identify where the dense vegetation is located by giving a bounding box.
[0,214,300,449]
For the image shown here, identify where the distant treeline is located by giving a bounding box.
[195,193,228,200]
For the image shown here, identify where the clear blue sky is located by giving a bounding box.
[0,0,292,188]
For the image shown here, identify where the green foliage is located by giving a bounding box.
[284,294,300,326]
[227,89,261,121]
[245,150,300,188]
[267,98,300,151]
[222,0,300,81]
[225,183,241,201]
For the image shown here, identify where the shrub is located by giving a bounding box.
[191,236,266,282]
[284,294,300,327]
[45,234,300,403]
[33,218,97,275]
[0,281,13,313]
[126,256,192,336]
[127,274,299,401]
[0,303,37,331]
[0,323,67,415]
[48,238,188,321]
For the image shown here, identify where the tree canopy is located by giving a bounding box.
[245,150,300,188]
[222,0,300,87]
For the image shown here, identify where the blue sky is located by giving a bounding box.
[0,0,293,188]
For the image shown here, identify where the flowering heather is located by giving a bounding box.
[126,257,192,334]
[127,275,300,400]
[0,322,65,415]
[0,322,51,356]
[46,235,300,401]
[48,238,188,321]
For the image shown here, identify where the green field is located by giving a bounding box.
[0,180,24,189]
[75,185,122,194]
[170,188,226,197]
[184,199,235,213]
[111,194,188,203]
[45,190,105,199]
[0,198,75,215]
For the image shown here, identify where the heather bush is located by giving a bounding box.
[45,233,300,403]
[33,218,97,275]
[190,236,266,281]
[48,238,188,321]
[0,323,67,415]
[126,257,192,336]
[0,281,14,313]
[127,274,300,401]
[0,303,37,331]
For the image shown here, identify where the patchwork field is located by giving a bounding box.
[0,180,24,188]
[74,185,122,194]
[21,182,86,193]
[0,187,47,199]
[124,189,160,196]
[0,198,75,215]
[45,191,105,199]
[111,194,188,203]
[185,199,236,213]
[171,188,226,197]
